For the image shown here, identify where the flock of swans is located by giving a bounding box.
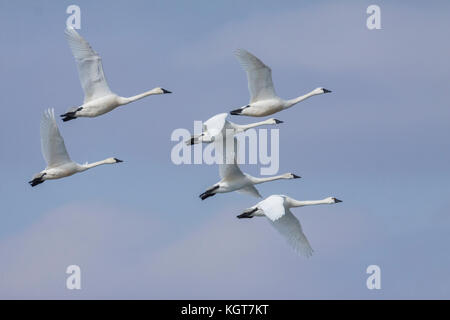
[29,27,341,257]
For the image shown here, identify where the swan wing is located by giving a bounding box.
[259,195,286,221]
[219,163,245,180]
[204,113,228,137]
[65,27,112,103]
[217,136,245,179]
[40,109,72,168]
[267,208,314,257]
[237,185,262,198]
[235,49,277,103]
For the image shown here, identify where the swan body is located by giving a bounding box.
[237,195,342,257]
[230,49,331,117]
[186,112,282,145]
[199,138,300,200]
[61,27,171,121]
[200,172,300,200]
[29,109,123,187]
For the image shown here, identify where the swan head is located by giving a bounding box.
[105,157,123,164]
[154,87,172,94]
[267,118,284,124]
[313,87,332,95]
[286,173,301,179]
[325,197,342,204]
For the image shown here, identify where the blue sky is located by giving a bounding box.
[0,0,449,299]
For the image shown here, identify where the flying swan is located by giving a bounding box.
[186,112,282,145]
[199,138,300,200]
[237,194,342,257]
[60,27,171,121]
[29,109,123,187]
[230,49,331,117]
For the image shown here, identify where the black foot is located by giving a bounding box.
[230,108,243,115]
[28,178,45,187]
[230,105,249,115]
[61,115,77,122]
[199,186,219,200]
[60,107,82,122]
[237,207,258,219]
[237,212,254,219]
[199,192,216,200]
[186,137,195,146]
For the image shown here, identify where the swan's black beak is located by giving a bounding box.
[230,108,243,115]
[274,119,283,124]
[161,88,172,94]
[334,198,342,203]
[323,88,332,93]
[114,158,124,163]
[292,174,301,179]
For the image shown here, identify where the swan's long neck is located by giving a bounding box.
[284,90,318,109]
[234,119,274,132]
[118,88,161,105]
[248,173,291,185]
[81,159,112,171]
[287,198,330,207]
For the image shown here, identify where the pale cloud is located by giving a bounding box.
[0,201,382,299]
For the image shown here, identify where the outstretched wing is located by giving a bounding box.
[237,185,262,198]
[204,113,228,137]
[217,136,245,180]
[259,195,286,221]
[40,109,72,168]
[267,208,314,258]
[235,49,277,103]
[65,27,112,103]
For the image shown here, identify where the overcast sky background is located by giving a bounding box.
[1,0,449,299]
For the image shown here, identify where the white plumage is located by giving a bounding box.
[29,109,123,187]
[61,27,171,121]
[237,195,342,257]
[40,109,72,167]
[186,112,283,145]
[230,49,331,117]
[199,138,300,200]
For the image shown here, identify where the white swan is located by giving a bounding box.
[60,27,171,121]
[29,109,123,187]
[199,138,299,200]
[186,112,282,145]
[237,195,342,257]
[230,49,331,117]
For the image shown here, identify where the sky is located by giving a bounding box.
[0,0,450,299]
